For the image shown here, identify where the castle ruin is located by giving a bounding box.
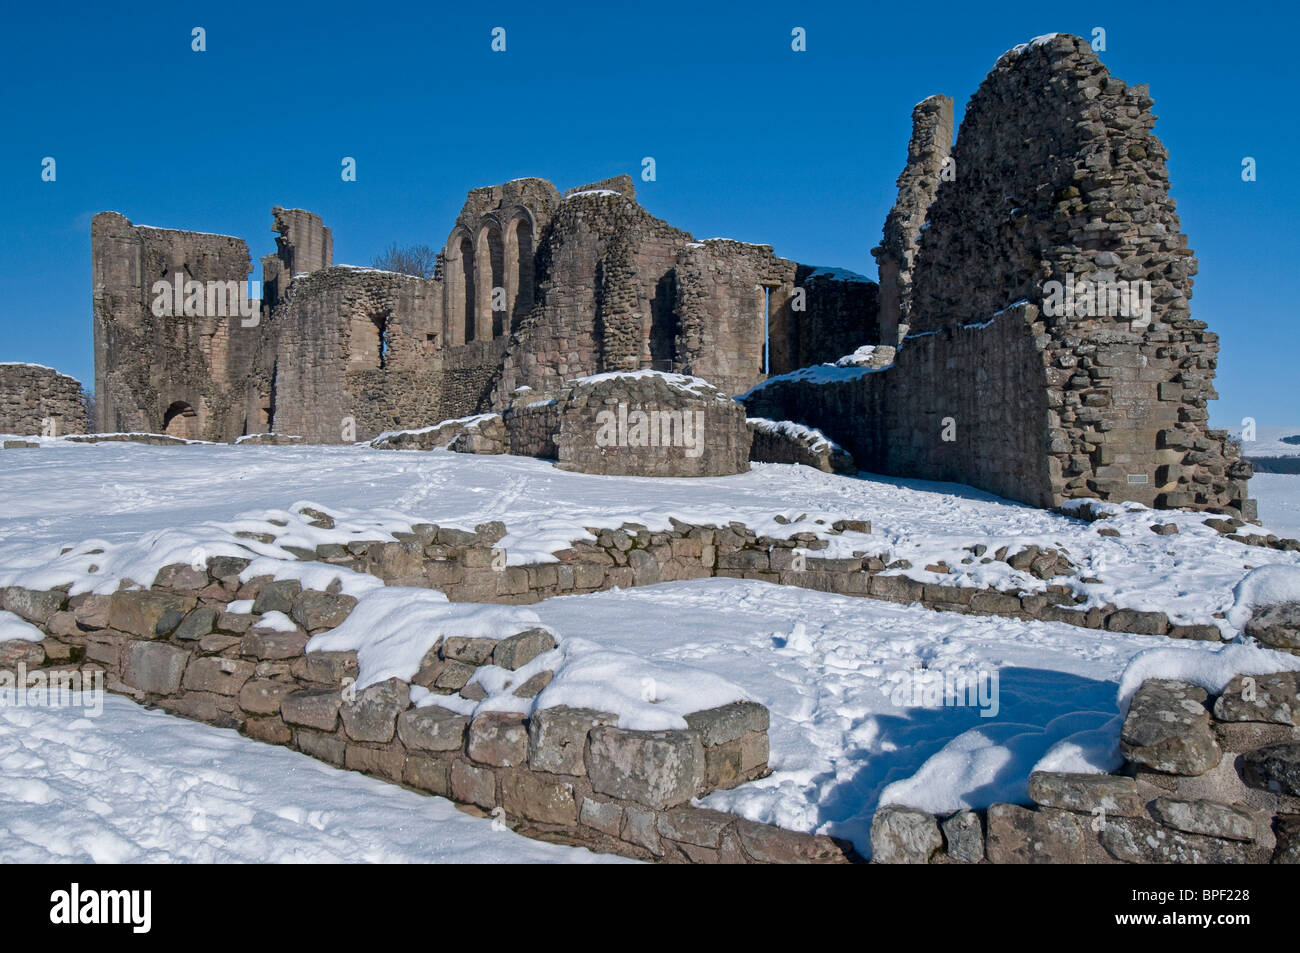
[2,34,1253,519]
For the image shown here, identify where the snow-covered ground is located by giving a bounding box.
[3,442,1300,860]
[530,578,1297,852]
[1228,423,1300,458]
[0,693,628,863]
[1253,473,1300,538]
[3,442,1299,627]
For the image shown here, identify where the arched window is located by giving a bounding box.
[511,217,535,329]
[476,223,505,339]
[460,236,475,342]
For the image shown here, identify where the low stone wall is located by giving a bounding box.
[0,573,853,864]
[871,673,1300,863]
[748,417,855,474]
[275,515,1223,640]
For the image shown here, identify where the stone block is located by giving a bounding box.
[120,641,189,694]
[586,726,703,810]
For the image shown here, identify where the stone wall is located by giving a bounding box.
[261,207,333,312]
[748,418,855,475]
[254,266,443,443]
[789,267,881,371]
[92,212,259,441]
[871,95,954,344]
[746,35,1251,518]
[0,363,88,436]
[491,191,693,405]
[871,673,1300,863]
[674,240,793,396]
[0,570,852,864]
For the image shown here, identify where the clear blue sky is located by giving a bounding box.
[1,0,1295,426]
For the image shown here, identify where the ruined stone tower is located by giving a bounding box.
[745,33,1252,518]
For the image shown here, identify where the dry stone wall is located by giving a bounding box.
[0,364,88,436]
[0,568,853,864]
[871,673,1300,863]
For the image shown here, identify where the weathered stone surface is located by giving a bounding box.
[450,759,496,809]
[345,744,405,782]
[3,587,65,624]
[108,590,195,638]
[699,731,768,790]
[941,810,985,864]
[621,806,663,856]
[340,677,408,743]
[251,580,302,615]
[244,716,291,745]
[1099,816,1256,864]
[441,636,496,665]
[467,711,529,766]
[173,606,218,642]
[748,418,856,474]
[527,706,616,775]
[1027,771,1144,817]
[550,372,752,478]
[579,797,623,837]
[511,670,553,698]
[1120,679,1221,776]
[586,726,703,809]
[683,701,770,746]
[120,641,189,694]
[291,650,358,686]
[0,363,88,437]
[397,705,470,752]
[154,563,209,592]
[0,639,45,669]
[1240,743,1300,796]
[280,689,341,731]
[1150,797,1257,842]
[1273,814,1300,864]
[502,770,578,826]
[656,808,734,849]
[243,627,309,661]
[1244,603,1300,654]
[870,806,943,864]
[294,728,345,766]
[70,594,111,628]
[1106,609,1169,636]
[181,656,255,696]
[290,590,357,631]
[733,819,851,864]
[237,678,295,715]
[1213,672,1298,725]
[492,628,556,670]
[985,804,1088,864]
[404,754,451,797]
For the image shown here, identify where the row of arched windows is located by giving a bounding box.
[444,213,535,345]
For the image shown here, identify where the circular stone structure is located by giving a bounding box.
[550,370,750,477]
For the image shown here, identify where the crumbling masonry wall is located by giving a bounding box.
[871,95,953,344]
[0,364,88,436]
[252,267,443,443]
[746,34,1250,517]
[92,212,258,441]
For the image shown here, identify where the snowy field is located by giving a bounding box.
[2,442,1300,861]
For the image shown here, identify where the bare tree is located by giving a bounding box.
[372,242,439,280]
